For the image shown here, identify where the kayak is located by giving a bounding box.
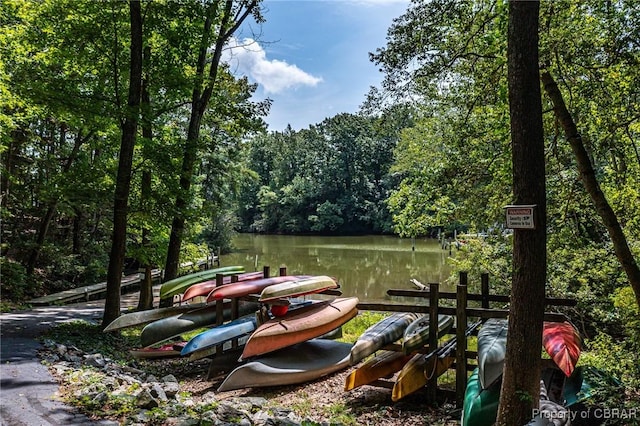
[159,266,245,299]
[181,271,264,301]
[391,352,454,401]
[139,300,259,347]
[103,302,207,332]
[542,321,581,377]
[181,314,257,356]
[258,275,338,302]
[241,297,359,360]
[218,339,352,392]
[130,342,186,359]
[350,312,421,365]
[344,350,413,391]
[461,367,500,426]
[402,314,455,355]
[206,275,311,302]
[477,318,508,389]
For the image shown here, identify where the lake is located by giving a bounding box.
[219,234,453,303]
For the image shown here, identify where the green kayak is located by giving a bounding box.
[159,266,244,299]
[461,368,500,426]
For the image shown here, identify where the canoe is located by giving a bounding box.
[461,367,500,426]
[258,275,338,302]
[206,275,311,302]
[402,314,455,355]
[241,297,359,360]
[181,314,257,356]
[344,350,413,391]
[477,318,508,389]
[542,321,581,377]
[130,342,186,359]
[350,312,421,366]
[181,271,264,301]
[218,339,352,392]
[103,302,207,332]
[140,300,259,347]
[160,266,245,299]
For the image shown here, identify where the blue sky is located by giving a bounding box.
[226,0,410,132]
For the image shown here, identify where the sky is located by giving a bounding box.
[225,0,410,132]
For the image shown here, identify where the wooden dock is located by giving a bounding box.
[26,253,219,306]
[26,270,162,306]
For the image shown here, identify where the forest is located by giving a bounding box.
[1,0,639,423]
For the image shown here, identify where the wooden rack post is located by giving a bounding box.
[456,272,468,407]
[426,282,439,403]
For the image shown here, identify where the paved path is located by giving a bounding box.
[0,294,149,426]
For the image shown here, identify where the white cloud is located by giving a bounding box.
[225,37,323,94]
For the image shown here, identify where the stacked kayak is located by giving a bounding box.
[241,297,359,360]
[350,312,421,365]
[218,339,353,392]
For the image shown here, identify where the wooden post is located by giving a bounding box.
[456,272,468,407]
[231,274,239,349]
[263,265,270,279]
[481,273,490,309]
[427,282,439,403]
[279,266,287,276]
[215,273,224,356]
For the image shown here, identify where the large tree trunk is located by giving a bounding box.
[137,45,154,311]
[102,0,143,328]
[162,1,257,306]
[496,2,546,425]
[541,71,640,310]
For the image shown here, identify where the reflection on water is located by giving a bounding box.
[220,234,453,303]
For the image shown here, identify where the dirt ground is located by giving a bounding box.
[146,356,462,426]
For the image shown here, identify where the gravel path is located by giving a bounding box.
[0,296,141,425]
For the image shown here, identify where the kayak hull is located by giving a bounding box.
[344,350,412,391]
[140,301,259,347]
[477,318,508,389]
[350,312,421,365]
[542,321,581,377]
[241,297,359,360]
[258,276,338,302]
[206,275,311,302]
[218,339,352,392]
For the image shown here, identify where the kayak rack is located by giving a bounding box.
[357,271,577,407]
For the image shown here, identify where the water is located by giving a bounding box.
[219,234,453,303]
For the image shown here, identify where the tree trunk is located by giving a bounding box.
[541,71,640,310]
[162,1,256,306]
[26,131,88,274]
[137,45,154,311]
[496,2,546,425]
[102,0,143,328]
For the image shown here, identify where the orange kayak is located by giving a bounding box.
[241,297,359,360]
[344,350,412,391]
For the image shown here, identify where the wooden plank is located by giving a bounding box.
[356,302,569,322]
[387,288,576,307]
[27,269,163,306]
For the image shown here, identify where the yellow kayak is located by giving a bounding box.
[344,350,413,391]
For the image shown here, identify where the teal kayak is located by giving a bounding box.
[461,368,500,426]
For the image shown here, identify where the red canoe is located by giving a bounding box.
[181,271,264,301]
[241,297,359,360]
[206,275,310,302]
[542,321,582,377]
